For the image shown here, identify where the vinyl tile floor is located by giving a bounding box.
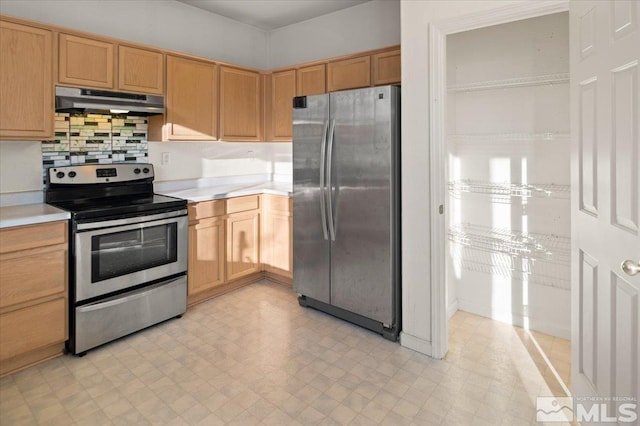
[0,280,571,425]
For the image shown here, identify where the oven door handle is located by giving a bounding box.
[76,215,187,239]
[77,209,187,231]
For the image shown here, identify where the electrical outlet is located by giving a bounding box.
[161,152,170,165]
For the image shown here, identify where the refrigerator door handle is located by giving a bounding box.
[326,119,336,241]
[319,120,329,240]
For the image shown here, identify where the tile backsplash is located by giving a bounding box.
[42,112,148,183]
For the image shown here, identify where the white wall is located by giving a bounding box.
[0,0,268,69]
[0,142,43,193]
[400,0,531,355]
[148,141,291,182]
[268,0,400,68]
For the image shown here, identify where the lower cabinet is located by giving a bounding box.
[188,217,225,296]
[0,221,68,377]
[261,195,293,281]
[187,194,292,305]
[187,195,262,305]
[226,210,261,281]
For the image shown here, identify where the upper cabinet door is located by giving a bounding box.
[269,69,296,141]
[165,55,218,140]
[219,66,262,142]
[372,49,400,86]
[297,64,326,96]
[327,55,371,92]
[0,20,53,140]
[118,45,164,95]
[58,34,114,89]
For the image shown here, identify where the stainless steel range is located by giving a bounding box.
[45,164,188,355]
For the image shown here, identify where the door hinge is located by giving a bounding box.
[439,204,444,214]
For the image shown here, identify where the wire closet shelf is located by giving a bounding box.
[448,180,570,203]
[448,223,571,290]
[447,73,570,93]
[448,133,571,144]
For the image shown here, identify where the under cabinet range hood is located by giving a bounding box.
[55,86,164,115]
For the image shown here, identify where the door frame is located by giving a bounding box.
[428,0,570,359]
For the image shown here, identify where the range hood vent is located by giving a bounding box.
[55,86,164,115]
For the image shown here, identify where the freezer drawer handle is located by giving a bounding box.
[319,120,329,240]
[326,119,336,241]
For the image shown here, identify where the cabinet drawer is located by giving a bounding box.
[0,221,67,254]
[263,195,292,215]
[188,200,225,221]
[0,297,66,361]
[0,245,67,309]
[226,195,260,214]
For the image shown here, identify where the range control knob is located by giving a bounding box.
[134,168,141,174]
[68,171,76,178]
[56,171,65,179]
[142,167,150,174]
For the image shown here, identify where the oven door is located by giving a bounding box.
[75,210,188,302]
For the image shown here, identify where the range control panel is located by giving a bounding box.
[48,163,154,184]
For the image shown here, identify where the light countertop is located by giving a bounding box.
[157,180,292,203]
[0,178,291,227]
[0,203,70,229]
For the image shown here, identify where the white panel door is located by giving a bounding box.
[571,0,640,421]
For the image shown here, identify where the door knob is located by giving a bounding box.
[621,259,640,276]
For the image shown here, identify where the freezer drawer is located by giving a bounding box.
[73,275,186,354]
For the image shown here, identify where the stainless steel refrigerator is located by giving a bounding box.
[292,85,400,341]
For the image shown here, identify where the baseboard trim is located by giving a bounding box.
[188,270,294,307]
[0,343,64,377]
[400,332,432,356]
[187,273,263,307]
[457,299,571,339]
[264,271,292,286]
[447,299,458,319]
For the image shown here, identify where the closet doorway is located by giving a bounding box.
[429,2,572,401]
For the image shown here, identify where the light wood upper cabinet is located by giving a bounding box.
[372,49,401,86]
[297,64,326,96]
[267,69,296,141]
[118,45,164,95]
[165,55,218,140]
[226,209,261,281]
[219,66,262,142]
[0,20,53,140]
[327,55,371,92]
[58,33,114,89]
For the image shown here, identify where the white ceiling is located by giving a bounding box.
[176,0,371,30]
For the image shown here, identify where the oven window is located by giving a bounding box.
[91,223,178,283]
